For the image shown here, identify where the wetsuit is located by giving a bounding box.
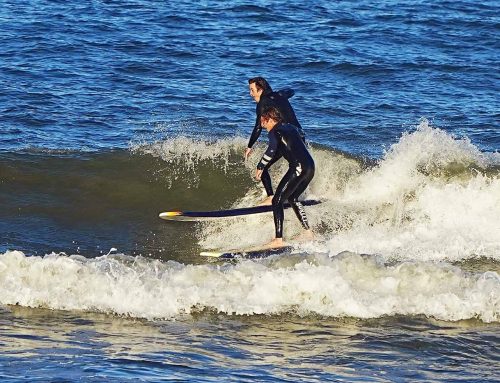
[248,89,305,196]
[257,122,315,239]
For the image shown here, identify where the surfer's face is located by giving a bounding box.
[260,116,275,131]
[249,83,263,103]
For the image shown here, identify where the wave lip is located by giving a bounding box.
[0,251,498,323]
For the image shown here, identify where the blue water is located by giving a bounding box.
[1,1,499,382]
[1,1,498,156]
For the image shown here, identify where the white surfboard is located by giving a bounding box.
[200,245,295,259]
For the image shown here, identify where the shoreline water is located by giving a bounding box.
[1,305,498,382]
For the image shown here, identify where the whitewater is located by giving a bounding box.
[2,122,499,323]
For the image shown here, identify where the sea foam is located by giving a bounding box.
[0,250,498,322]
[191,121,500,262]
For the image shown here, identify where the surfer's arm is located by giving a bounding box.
[247,97,272,150]
[247,112,263,150]
[256,131,279,171]
[245,104,264,159]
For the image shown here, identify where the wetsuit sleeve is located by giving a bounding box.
[247,109,262,149]
[247,97,273,148]
[277,88,295,99]
[257,130,279,170]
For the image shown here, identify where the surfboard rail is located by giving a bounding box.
[159,200,321,221]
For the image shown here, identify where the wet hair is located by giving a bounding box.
[248,76,273,95]
[261,106,283,124]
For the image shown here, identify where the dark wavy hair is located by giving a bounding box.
[248,76,273,95]
[261,106,283,124]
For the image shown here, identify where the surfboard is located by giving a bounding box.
[159,199,321,221]
[200,245,294,259]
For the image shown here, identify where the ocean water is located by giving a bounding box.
[1,1,499,382]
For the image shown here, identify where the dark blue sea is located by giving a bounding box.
[1,1,499,382]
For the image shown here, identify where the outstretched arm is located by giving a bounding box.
[246,114,262,154]
[247,101,264,148]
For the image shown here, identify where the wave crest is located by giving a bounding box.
[1,251,498,323]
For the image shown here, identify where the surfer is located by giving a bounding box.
[255,107,315,248]
[246,77,305,205]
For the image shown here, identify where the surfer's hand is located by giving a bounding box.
[244,147,252,160]
[255,169,263,181]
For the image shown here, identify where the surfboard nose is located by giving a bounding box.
[159,211,182,219]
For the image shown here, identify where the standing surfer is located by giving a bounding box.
[256,107,315,248]
[246,77,305,205]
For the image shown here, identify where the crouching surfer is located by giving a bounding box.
[255,106,315,248]
[246,76,306,205]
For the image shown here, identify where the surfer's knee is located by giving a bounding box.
[272,193,285,206]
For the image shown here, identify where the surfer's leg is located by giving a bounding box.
[272,168,297,239]
[260,170,274,197]
[287,166,315,232]
[260,149,284,198]
[272,165,312,239]
[289,199,310,230]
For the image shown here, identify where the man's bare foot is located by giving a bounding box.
[292,230,315,243]
[261,237,287,249]
[258,195,273,206]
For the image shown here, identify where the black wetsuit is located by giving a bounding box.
[257,122,315,239]
[248,89,305,196]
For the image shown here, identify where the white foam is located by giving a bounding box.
[194,121,500,262]
[132,135,247,171]
[1,251,498,322]
[321,122,500,262]
[131,135,248,187]
[128,122,500,262]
